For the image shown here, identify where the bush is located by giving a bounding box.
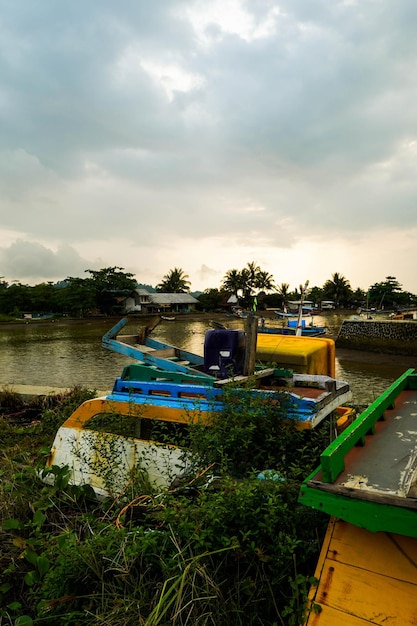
[0,384,331,625]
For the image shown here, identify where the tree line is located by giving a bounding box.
[0,264,415,319]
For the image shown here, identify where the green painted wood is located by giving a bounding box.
[120,363,213,386]
[299,482,417,539]
[320,369,416,482]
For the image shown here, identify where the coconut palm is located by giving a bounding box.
[276,282,291,308]
[322,272,351,307]
[223,262,276,306]
[222,269,245,299]
[156,267,191,293]
[255,270,275,292]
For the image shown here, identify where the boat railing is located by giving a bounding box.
[320,368,417,482]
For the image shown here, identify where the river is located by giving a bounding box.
[1,314,416,406]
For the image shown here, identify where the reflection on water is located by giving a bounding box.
[1,316,416,406]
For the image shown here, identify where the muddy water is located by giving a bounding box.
[0,315,416,406]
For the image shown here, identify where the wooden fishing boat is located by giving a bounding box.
[303,516,417,625]
[110,362,351,429]
[104,317,336,378]
[42,395,192,497]
[299,368,417,625]
[100,319,351,430]
[102,318,351,429]
[42,318,351,498]
[258,325,326,337]
[43,362,351,498]
[299,368,417,537]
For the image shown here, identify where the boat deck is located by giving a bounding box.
[299,369,417,536]
[333,388,417,498]
[304,517,417,625]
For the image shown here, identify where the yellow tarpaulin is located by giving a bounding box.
[256,335,335,377]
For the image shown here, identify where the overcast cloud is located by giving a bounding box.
[1,0,417,293]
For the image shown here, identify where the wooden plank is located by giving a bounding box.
[330,521,417,583]
[305,604,373,625]
[305,480,417,511]
[304,519,417,625]
[315,559,417,624]
[299,482,417,537]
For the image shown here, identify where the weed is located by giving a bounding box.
[0,384,331,625]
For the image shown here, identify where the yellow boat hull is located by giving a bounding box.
[304,517,417,625]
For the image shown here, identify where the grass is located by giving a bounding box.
[0,386,333,626]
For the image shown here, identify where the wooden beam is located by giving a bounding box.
[243,313,258,376]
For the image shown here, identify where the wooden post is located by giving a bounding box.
[137,315,161,344]
[244,313,258,376]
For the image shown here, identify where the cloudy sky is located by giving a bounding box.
[1,1,417,294]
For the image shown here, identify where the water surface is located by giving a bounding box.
[1,315,416,406]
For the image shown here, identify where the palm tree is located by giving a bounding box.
[246,261,261,284]
[241,261,262,303]
[222,269,245,299]
[323,272,351,307]
[276,282,291,309]
[255,270,275,292]
[223,262,276,307]
[156,267,191,293]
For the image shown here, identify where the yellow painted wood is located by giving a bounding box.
[330,521,417,584]
[305,604,375,625]
[304,518,417,625]
[63,398,204,428]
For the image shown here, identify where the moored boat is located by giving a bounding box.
[42,318,352,498]
[102,320,351,428]
[43,361,351,498]
[258,326,326,337]
[259,318,326,337]
[298,368,417,624]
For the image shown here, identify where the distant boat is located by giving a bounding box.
[232,306,248,318]
[274,310,297,319]
[389,310,417,320]
[265,314,326,337]
[160,315,176,321]
[258,325,326,337]
[286,300,315,315]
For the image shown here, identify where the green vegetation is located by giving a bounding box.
[1,264,415,318]
[156,267,191,293]
[0,385,332,625]
[222,261,275,308]
[0,267,137,319]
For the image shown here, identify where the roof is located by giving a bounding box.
[131,289,199,305]
[150,292,199,305]
[135,288,153,296]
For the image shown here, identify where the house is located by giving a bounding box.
[123,289,152,313]
[124,289,199,315]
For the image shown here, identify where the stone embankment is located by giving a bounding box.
[336,319,417,356]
